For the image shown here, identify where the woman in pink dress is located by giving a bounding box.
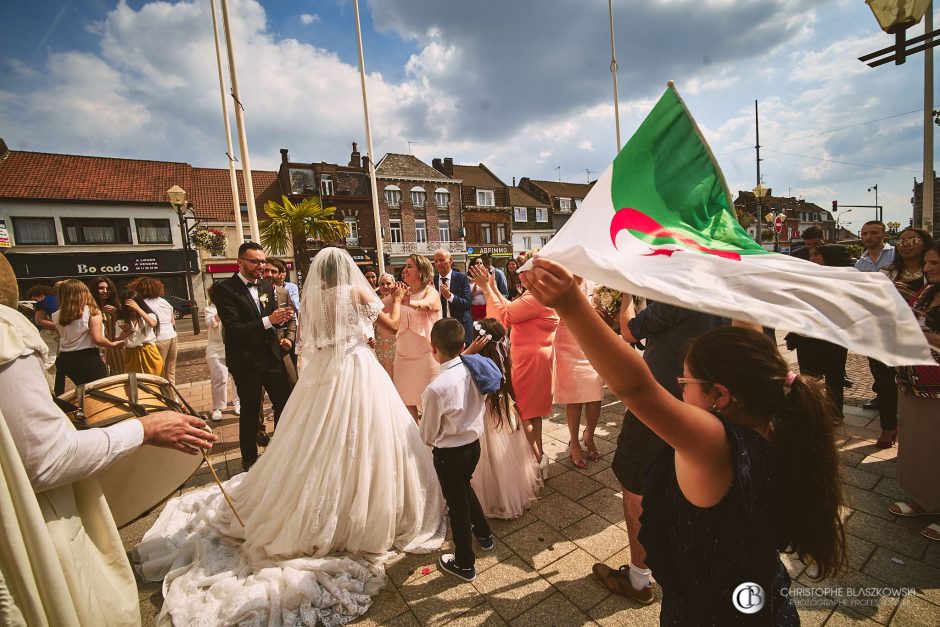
[470,261,558,479]
[391,254,442,421]
[553,278,604,469]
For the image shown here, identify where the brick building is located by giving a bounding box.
[375,154,465,270]
[734,190,837,250]
[435,159,512,268]
[277,143,379,268]
[517,178,594,233]
[508,186,553,255]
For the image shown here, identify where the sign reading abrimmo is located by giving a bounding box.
[3,249,196,280]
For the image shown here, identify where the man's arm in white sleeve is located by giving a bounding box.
[0,353,143,493]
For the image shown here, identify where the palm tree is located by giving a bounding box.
[259,195,349,285]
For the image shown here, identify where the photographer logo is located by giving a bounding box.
[732,582,765,614]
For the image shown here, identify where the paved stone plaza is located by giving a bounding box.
[121,340,940,626]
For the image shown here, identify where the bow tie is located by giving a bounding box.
[245,282,257,288]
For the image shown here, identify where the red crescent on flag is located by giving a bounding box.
[609,208,741,261]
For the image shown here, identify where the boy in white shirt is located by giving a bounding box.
[421,319,501,582]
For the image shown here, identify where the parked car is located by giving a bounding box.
[162,295,192,319]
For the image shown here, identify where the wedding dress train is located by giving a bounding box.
[136,252,445,626]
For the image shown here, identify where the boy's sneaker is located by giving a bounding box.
[475,534,494,551]
[233,403,241,416]
[210,409,223,422]
[438,554,475,582]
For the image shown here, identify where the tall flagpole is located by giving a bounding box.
[219,0,260,243]
[608,0,622,151]
[354,0,386,274]
[923,2,934,234]
[209,0,243,241]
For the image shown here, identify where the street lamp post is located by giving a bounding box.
[167,185,201,335]
[836,208,854,231]
[753,183,769,246]
[868,184,881,221]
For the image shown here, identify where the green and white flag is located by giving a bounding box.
[537,83,931,366]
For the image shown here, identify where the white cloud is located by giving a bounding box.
[300,13,319,25]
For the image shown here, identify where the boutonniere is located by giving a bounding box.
[259,292,270,307]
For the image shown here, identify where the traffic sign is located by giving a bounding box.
[774,215,785,233]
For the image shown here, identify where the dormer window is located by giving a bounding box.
[477,189,495,207]
[320,174,334,196]
[559,198,572,212]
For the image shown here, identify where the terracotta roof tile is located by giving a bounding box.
[527,179,594,200]
[450,164,505,189]
[0,149,191,204]
[376,153,451,180]
[508,187,546,207]
[191,168,282,221]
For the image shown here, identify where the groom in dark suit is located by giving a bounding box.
[214,242,296,470]
[433,248,474,345]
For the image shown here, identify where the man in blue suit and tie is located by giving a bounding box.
[433,248,474,345]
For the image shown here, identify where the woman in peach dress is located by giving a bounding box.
[470,260,558,479]
[553,278,604,469]
[391,254,442,421]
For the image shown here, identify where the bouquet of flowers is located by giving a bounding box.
[191,228,228,257]
[592,284,623,334]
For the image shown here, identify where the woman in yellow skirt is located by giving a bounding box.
[118,288,164,375]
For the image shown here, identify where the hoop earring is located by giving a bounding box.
[710,403,719,412]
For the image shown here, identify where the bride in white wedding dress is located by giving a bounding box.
[135,247,446,626]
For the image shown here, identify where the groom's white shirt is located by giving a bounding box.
[420,357,484,449]
[238,273,273,330]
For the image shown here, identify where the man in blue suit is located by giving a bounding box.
[433,248,474,345]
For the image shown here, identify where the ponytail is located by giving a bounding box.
[474,318,517,430]
[773,376,847,579]
[686,327,847,580]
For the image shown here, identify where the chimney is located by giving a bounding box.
[0,138,9,161]
[432,158,444,174]
[362,155,370,171]
[512,176,516,186]
[443,157,454,177]
[280,148,289,167]
[348,142,361,168]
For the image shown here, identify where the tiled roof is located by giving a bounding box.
[0,148,191,203]
[451,164,504,189]
[376,153,451,180]
[508,187,546,207]
[191,168,282,221]
[527,179,594,200]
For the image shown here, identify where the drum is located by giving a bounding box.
[58,372,207,527]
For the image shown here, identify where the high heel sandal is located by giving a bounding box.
[568,441,587,469]
[874,429,897,449]
[583,436,601,462]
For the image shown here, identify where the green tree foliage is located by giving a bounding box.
[259,195,349,284]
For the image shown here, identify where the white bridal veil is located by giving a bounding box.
[298,247,383,380]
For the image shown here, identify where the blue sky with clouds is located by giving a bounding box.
[0,0,936,228]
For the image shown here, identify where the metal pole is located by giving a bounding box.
[209,0,243,244]
[353,0,386,275]
[219,0,260,243]
[755,99,762,245]
[177,206,201,334]
[608,0,622,152]
[925,2,935,235]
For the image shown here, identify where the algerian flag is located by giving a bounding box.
[536,83,932,366]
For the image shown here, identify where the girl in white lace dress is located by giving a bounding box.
[467,318,541,519]
[136,248,445,626]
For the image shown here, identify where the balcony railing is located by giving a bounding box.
[385,241,467,255]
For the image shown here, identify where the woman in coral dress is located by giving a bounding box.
[470,262,558,479]
[467,318,541,518]
[392,254,442,421]
[554,278,604,468]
